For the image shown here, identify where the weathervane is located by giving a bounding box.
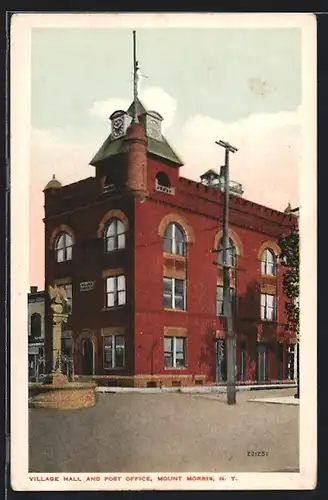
[133,30,139,123]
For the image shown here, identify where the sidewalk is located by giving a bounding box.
[248,395,299,406]
[96,383,296,394]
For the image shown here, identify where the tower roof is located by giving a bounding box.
[90,31,183,168]
[90,98,183,167]
[44,174,62,190]
[127,98,147,119]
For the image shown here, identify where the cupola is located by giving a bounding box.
[200,169,244,196]
[44,174,62,191]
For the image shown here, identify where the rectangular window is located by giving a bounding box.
[261,293,276,321]
[64,283,73,314]
[106,275,126,308]
[164,336,186,368]
[103,335,125,369]
[163,277,186,310]
[216,286,235,316]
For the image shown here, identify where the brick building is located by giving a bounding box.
[43,97,298,387]
[28,286,46,381]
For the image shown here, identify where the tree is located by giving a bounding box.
[278,223,300,335]
[278,221,300,398]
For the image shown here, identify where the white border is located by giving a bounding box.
[10,12,317,491]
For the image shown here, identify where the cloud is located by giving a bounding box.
[139,87,177,130]
[171,106,302,211]
[88,98,130,120]
[88,86,177,131]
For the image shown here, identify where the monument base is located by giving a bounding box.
[29,376,97,410]
[42,371,70,386]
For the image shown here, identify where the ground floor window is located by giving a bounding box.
[164,336,186,368]
[28,345,44,381]
[103,335,125,369]
[257,343,269,381]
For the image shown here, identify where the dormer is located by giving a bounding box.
[141,110,164,142]
[110,110,132,140]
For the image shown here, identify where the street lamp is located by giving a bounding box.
[215,140,238,405]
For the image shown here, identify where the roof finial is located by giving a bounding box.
[284,201,292,214]
[133,30,139,123]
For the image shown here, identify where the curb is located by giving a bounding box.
[96,384,297,394]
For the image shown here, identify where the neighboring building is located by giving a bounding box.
[43,62,298,388]
[28,286,46,380]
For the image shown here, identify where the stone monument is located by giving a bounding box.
[47,284,70,385]
[28,285,97,410]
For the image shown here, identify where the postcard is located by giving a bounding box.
[10,12,317,491]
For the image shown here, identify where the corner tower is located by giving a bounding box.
[89,31,183,200]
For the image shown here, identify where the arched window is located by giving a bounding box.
[261,248,277,276]
[163,223,186,256]
[103,174,115,192]
[31,313,41,338]
[218,237,237,267]
[55,232,73,262]
[105,218,125,252]
[156,171,171,188]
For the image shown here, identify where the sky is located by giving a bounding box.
[30,25,303,288]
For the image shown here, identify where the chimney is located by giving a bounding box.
[30,286,38,294]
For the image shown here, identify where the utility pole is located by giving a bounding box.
[215,140,238,405]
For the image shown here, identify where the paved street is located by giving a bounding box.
[29,389,299,473]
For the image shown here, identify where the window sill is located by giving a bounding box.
[164,367,188,371]
[164,308,187,313]
[163,252,186,262]
[104,248,125,254]
[103,367,125,371]
[261,274,277,279]
[101,306,126,312]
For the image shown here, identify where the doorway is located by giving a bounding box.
[82,338,94,375]
[277,343,284,380]
[257,343,268,381]
[286,344,295,380]
[239,342,247,382]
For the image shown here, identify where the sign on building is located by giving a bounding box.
[80,281,96,292]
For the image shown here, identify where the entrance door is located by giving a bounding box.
[28,354,35,380]
[215,339,226,383]
[82,338,94,375]
[257,344,268,381]
[286,345,295,380]
[277,343,284,380]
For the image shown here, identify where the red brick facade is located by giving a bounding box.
[44,115,297,387]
